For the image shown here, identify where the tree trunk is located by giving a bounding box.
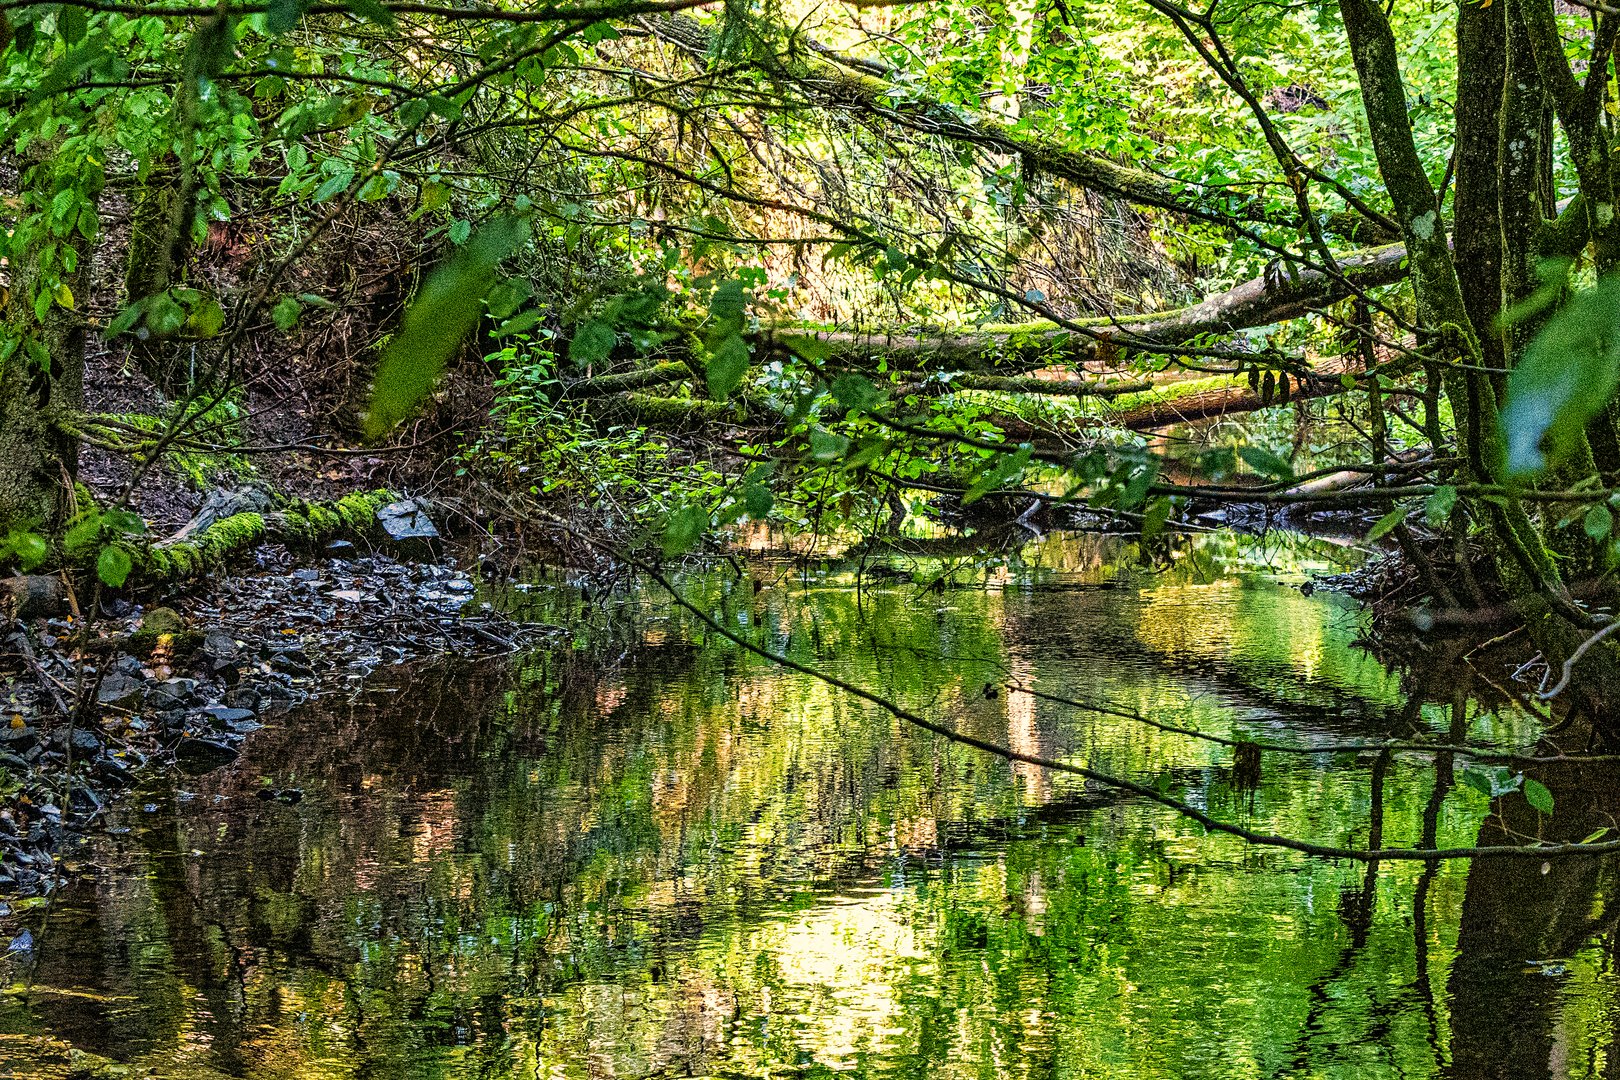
[0,163,92,538]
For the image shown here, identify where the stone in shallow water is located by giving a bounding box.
[201,705,256,727]
[174,737,240,774]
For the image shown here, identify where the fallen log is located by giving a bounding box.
[1102,357,1359,431]
[557,361,691,400]
[131,489,399,583]
[788,246,1409,373]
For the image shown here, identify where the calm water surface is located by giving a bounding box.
[3,533,1618,1078]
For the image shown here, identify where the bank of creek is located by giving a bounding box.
[0,529,1613,1079]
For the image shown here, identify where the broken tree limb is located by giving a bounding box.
[640,14,1388,237]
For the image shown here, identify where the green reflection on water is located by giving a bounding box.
[2,532,1618,1079]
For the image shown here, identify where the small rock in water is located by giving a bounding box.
[326,539,357,558]
[201,705,256,727]
[174,737,241,775]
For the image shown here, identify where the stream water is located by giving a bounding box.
[2,532,1618,1078]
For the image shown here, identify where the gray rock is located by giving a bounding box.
[97,672,145,707]
[63,728,101,755]
[146,678,199,709]
[224,687,261,713]
[201,705,256,726]
[377,498,441,559]
[199,630,239,672]
[0,727,37,754]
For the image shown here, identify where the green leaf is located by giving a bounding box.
[1365,506,1406,542]
[271,296,302,331]
[415,180,452,219]
[779,333,835,361]
[568,320,617,365]
[3,531,49,571]
[1587,503,1614,541]
[102,509,147,535]
[742,483,773,519]
[485,278,530,320]
[708,278,746,331]
[963,446,1032,505]
[1423,484,1458,526]
[62,515,102,558]
[1501,275,1620,478]
[145,294,185,337]
[96,545,132,589]
[808,428,851,462]
[365,216,529,438]
[830,373,885,413]
[1237,445,1295,481]
[57,5,87,44]
[343,0,396,26]
[1523,778,1555,816]
[661,503,708,557]
[706,334,751,400]
[1140,496,1173,541]
[448,218,472,245]
[107,300,146,337]
[312,168,354,203]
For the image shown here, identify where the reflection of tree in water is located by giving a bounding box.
[8,562,1620,1078]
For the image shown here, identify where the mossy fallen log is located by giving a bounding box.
[1101,358,1357,430]
[130,489,397,583]
[558,362,692,400]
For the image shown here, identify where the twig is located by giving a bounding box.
[1541,619,1620,700]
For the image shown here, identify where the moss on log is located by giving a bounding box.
[130,489,397,583]
[559,362,692,400]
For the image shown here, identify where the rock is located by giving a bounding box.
[268,650,314,676]
[326,539,357,558]
[63,728,102,755]
[294,568,321,582]
[174,737,240,774]
[328,589,364,603]
[224,687,262,713]
[0,576,68,620]
[376,498,441,559]
[96,672,145,708]
[201,705,256,726]
[130,607,203,659]
[146,678,199,710]
[138,606,187,637]
[0,727,38,754]
[198,630,239,672]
